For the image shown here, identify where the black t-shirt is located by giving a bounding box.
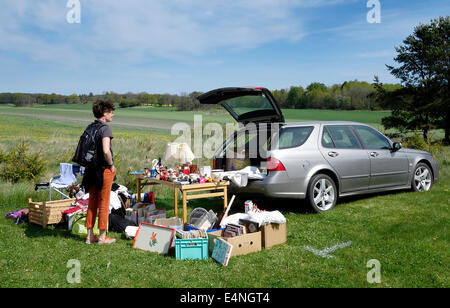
[96,120,113,165]
[81,120,114,191]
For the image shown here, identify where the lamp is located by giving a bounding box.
[163,142,195,164]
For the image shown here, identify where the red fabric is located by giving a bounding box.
[62,206,83,215]
[76,199,89,206]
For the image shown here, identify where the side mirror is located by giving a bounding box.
[392,142,402,152]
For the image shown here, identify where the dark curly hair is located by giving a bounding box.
[92,99,115,119]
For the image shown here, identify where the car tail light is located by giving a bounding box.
[267,157,286,171]
[213,159,217,169]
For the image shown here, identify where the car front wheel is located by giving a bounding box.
[412,163,433,192]
[307,174,337,213]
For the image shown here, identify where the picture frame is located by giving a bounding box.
[133,222,175,254]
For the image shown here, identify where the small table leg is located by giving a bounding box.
[174,187,178,217]
[182,190,187,225]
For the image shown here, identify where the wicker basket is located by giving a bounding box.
[28,198,75,227]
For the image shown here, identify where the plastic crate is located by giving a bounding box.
[186,224,224,233]
[175,238,209,260]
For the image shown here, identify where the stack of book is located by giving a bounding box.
[223,223,246,238]
[175,229,207,239]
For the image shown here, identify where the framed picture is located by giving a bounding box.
[133,223,175,254]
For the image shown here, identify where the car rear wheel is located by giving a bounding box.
[412,163,433,192]
[307,174,337,213]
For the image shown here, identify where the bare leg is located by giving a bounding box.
[99,229,107,241]
[87,228,94,240]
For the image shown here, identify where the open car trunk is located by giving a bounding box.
[213,123,284,173]
[198,87,286,185]
[197,87,285,124]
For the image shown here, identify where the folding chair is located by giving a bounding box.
[35,163,84,200]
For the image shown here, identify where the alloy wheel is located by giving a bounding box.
[413,165,432,192]
[313,178,335,211]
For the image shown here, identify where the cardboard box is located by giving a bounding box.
[209,230,261,257]
[261,223,286,249]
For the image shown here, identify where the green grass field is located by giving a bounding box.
[0,106,448,288]
[0,104,389,126]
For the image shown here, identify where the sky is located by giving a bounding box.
[0,0,449,95]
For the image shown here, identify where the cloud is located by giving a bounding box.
[320,5,448,41]
[0,0,359,65]
[86,0,307,57]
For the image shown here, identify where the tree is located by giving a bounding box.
[305,83,328,109]
[376,16,449,142]
[12,93,34,106]
[272,89,288,108]
[66,94,81,104]
[286,86,305,109]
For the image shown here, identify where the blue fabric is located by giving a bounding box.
[53,163,77,185]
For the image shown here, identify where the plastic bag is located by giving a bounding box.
[71,211,101,237]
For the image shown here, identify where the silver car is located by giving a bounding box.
[198,87,439,212]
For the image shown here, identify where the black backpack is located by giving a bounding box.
[72,121,106,168]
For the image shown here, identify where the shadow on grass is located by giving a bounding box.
[228,195,315,215]
[336,189,411,204]
[228,189,413,215]
[24,221,85,243]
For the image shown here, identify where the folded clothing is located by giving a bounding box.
[125,226,139,239]
[212,166,266,187]
[5,209,28,219]
[220,210,286,228]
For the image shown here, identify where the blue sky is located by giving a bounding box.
[1,0,448,95]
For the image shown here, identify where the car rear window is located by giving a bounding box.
[273,126,314,149]
[222,95,275,119]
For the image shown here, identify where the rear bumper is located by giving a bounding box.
[228,171,307,199]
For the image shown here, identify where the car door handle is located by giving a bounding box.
[328,151,339,157]
[370,152,379,157]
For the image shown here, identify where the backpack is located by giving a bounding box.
[72,121,106,168]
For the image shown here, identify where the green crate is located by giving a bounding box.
[175,238,209,260]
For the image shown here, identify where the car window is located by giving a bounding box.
[222,130,259,159]
[322,127,335,148]
[222,95,274,118]
[275,126,314,149]
[325,125,361,149]
[353,125,391,150]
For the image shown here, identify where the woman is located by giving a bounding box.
[82,99,117,245]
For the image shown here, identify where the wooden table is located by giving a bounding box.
[135,175,230,224]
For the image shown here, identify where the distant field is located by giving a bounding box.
[0,104,389,130]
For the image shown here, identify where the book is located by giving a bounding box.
[212,237,233,266]
[224,223,246,237]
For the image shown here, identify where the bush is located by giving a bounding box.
[403,131,428,151]
[0,141,47,183]
[403,131,443,155]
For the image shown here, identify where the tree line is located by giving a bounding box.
[0,80,399,111]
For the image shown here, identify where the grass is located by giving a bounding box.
[0,108,449,288]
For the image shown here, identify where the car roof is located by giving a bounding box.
[284,121,368,126]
